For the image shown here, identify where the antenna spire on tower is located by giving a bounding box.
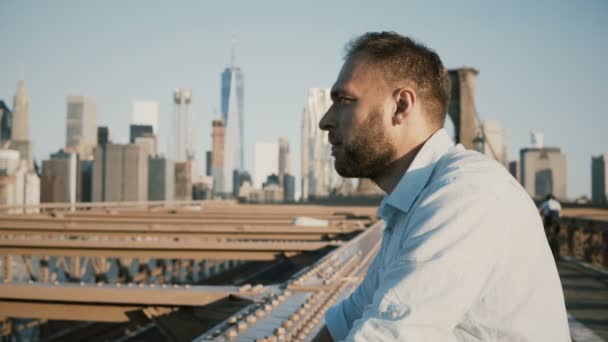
[231,34,237,68]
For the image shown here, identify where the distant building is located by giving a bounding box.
[264,173,280,187]
[132,100,160,135]
[283,174,295,202]
[66,95,97,159]
[254,141,278,189]
[11,81,29,142]
[23,165,40,212]
[480,120,508,166]
[0,150,20,212]
[193,176,213,200]
[172,89,194,162]
[301,88,335,200]
[97,126,110,146]
[7,80,34,169]
[232,169,241,198]
[244,183,284,204]
[221,52,245,173]
[174,161,194,201]
[6,140,32,169]
[148,157,174,201]
[0,149,39,213]
[79,159,93,202]
[233,170,252,198]
[211,119,225,195]
[0,100,11,143]
[134,135,157,158]
[0,150,20,174]
[129,124,153,143]
[592,154,608,205]
[278,137,290,186]
[205,150,212,176]
[520,146,567,200]
[41,150,78,204]
[240,171,252,187]
[92,144,148,202]
[0,173,16,212]
[509,160,521,183]
[262,184,283,203]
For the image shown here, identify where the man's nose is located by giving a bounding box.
[319,106,336,131]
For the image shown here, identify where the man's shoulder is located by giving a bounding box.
[432,146,514,188]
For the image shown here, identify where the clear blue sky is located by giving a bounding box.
[1,0,606,198]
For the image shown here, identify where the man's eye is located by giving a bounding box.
[337,97,351,103]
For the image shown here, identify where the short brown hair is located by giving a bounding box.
[345,32,450,127]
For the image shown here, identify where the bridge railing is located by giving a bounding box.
[559,217,608,268]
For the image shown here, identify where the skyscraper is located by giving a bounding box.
[172,89,194,162]
[278,137,290,186]
[301,88,334,200]
[8,80,33,168]
[254,141,278,189]
[11,81,28,141]
[211,119,225,195]
[520,133,567,200]
[221,51,244,171]
[66,95,97,160]
[592,154,608,205]
[222,69,242,195]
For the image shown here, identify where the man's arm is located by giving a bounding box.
[344,178,504,341]
[323,232,385,341]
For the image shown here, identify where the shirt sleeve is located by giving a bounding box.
[325,239,384,341]
[344,178,504,341]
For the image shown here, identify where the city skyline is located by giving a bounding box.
[0,0,606,198]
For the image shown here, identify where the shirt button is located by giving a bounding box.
[389,310,398,319]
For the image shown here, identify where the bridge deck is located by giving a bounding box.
[559,257,608,341]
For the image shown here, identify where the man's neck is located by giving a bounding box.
[371,130,438,194]
[371,143,422,194]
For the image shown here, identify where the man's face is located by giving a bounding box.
[319,56,397,178]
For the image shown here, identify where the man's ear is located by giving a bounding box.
[392,88,415,125]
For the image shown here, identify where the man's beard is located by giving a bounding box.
[333,109,396,178]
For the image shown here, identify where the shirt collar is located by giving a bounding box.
[377,128,454,222]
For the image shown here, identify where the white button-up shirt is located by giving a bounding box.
[325,129,570,341]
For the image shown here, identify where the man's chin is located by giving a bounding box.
[334,161,364,178]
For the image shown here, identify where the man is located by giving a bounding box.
[540,193,562,222]
[540,194,563,262]
[315,32,569,341]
